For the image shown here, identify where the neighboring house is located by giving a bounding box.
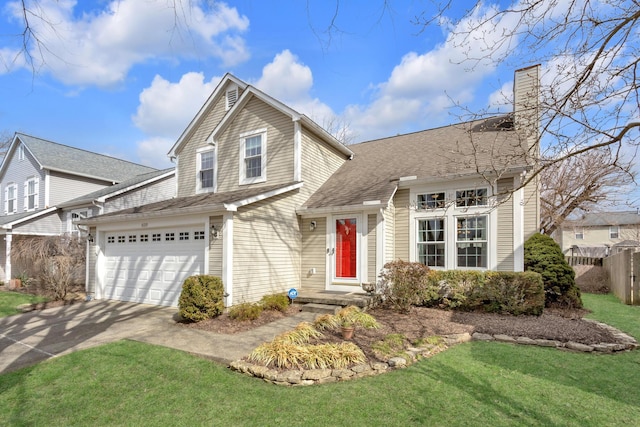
[557,210,640,256]
[0,133,175,281]
[80,66,541,308]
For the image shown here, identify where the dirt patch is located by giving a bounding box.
[179,305,302,334]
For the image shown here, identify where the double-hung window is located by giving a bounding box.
[609,226,619,239]
[24,177,38,211]
[240,130,267,184]
[197,148,215,193]
[456,216,488,268]
[575,228,584,240]
[418,218,445,267]
[4,183,17,214]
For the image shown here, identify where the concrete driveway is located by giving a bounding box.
[0,301,180,374]
[0,300,316,375]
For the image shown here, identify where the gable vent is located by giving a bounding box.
[226,88,238,110]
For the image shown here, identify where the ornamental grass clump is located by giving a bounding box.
[248,323,366,369]
[313,306,380,330]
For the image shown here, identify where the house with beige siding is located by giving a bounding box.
[0,133,175,283]
[80,65,541,308]
[557,210,640,256]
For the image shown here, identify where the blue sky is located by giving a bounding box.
[0,0,525,169]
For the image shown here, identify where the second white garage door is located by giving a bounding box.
[104,226,206,307]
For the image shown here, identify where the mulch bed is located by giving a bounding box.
[182,303,621,363]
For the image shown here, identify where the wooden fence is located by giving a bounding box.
[603,249,640,305]
[565,256,603,266]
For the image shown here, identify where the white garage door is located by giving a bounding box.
[104,226,206,307]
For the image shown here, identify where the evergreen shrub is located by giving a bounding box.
[524,233,582,308]
[178,275,225,322]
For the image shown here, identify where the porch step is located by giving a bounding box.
[294,292,374,309]
[300,303,342,315]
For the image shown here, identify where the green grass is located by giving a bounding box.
[1,293,639,426]
[0,291,47,317]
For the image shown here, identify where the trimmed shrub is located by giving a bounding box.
[471,271,545,315]
[178,275,225,322]
[424,270,485,309]
[524,233,582,308]
[260,293,290,312]
[379,260,432,313]
[229,302,264,321]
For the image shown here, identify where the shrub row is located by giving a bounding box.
[178,275,291,323]
[379,260,545,315]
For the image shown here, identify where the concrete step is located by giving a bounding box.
[300,303,342,315]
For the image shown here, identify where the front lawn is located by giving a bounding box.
[0,290,47,318]
[1,293,639,426]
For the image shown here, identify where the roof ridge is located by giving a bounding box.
[16,132,157,170]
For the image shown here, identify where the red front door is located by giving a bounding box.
[335,218,357,279]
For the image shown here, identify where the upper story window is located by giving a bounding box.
[240,130,267,185]
[610,226,619,239]
[456,188,488,208]
[197,148,215,193]
[4,183,17,214]
[575,228,584,240]
[18,145,25,161]
[24,177,39,211]
[417,192,446,209]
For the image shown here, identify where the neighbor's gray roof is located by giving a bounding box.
[303,116,531,209]
[15,133,157,183]
[59,168,175,208]
[81,181,301,224]
[563,211,640,227]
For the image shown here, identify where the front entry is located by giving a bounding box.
[329,215,361,290]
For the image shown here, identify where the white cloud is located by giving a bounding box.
[343,3,523,140]
[133,72,222,166]
[253,50,340,137]
[133,72,221,137]
[2,0,249,87]
[137,137,175,169]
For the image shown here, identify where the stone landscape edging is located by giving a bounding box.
[229,321,638,386]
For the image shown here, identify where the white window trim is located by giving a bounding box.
[417,217,447,268]
[239,129,267,185]
[575,228,584,240]
[24,177,39,211]
[4,183,17,215]
[454,214,489,269]
[454,187,489,209]
[410,182,497,270]
[609,226,619,239]
[196,146,217,193]
[18,145,25,161]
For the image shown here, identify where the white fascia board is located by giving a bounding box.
[79,203,227,226]
[224,182,304,211]
[297,202,387,217]
[1,206,58,229]
[96,170,175,202]
[170,74,248,157]
[396,167,531,189]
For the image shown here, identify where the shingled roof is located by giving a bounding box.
[302,116,532,210]
[59,168,175,208]
[81,181,302,224]
[562,211,640,227]
[13,133,157,183]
